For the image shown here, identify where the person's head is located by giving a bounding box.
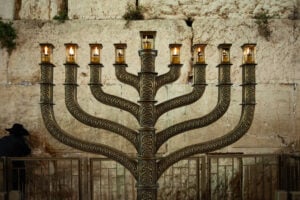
[5,123,29,136]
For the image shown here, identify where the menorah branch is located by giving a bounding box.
[64,64,138,149]
[41,104,138,178]
[89,64,140,120]
[155,64,207,121]
[156,86,231,150]
[155,64,182,94]
[114,64,140,92]
[156,64,232,149]
[157,105,255,177]
[157,63,256,177]
[40,63,138,178]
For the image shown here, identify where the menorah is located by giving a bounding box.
[39,31,256,200]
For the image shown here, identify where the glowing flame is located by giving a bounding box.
[94,47,99,56]
[44,46,49,55]
[69,47,75,55]
[173,47,178,55]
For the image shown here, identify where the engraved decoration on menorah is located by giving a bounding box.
[39,32,256,200]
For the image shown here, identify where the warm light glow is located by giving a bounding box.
[143,36,152,49]
[246,47,250,55]
[114,43,127,64]
[40,43,53,63]
[242,44,256,64]
[197,48,202,55]
[64,43,77,63]
[94,47,99,56]
[116,49,125,63]
[117,50,123,56]
[69,47,75,56]
[169,44,181,64]
[222,49,229,63]
[197,48,204,63]
[140,31,156,50]
[173,47,178,55]
[44,46,49,55]
[193,44,206,64]
[244,47,253,63]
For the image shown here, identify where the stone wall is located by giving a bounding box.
[0,0,299,157]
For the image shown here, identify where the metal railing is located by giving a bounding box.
[0,154,299,200]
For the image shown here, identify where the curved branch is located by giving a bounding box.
[65,84,138,150]
[157,105,255,178]
[90,84,140,121]
[114,64,139,92]
[156,85,231,150]
[40,103,138,179]
[155,85,206,122]
[155,65,182,94]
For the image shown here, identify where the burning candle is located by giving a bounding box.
[170,44,181,64]
[68,47,75,63]
[140,31,156,50]
[116,50,124,63]
[114,43,127,64]
[193,44,206,64]
[172,47,180,64]
[143,36,152,49]
[40,43,54,63]
[222,49,229,63]
[242,44,256,64]
[42,46,50,62]
[197,48,204,63]
[65,43,78,64]
[90,44,102,64]
[218,44,231,64]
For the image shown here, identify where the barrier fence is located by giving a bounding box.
[0,154,299,200]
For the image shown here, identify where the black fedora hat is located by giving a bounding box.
[5,123,29,136]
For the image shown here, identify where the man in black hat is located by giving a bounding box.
[0,123,31,197]
[0,123,31,157]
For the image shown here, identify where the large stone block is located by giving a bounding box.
[68,0,135,19]
[17,0,60,20]
[0,0,15,19]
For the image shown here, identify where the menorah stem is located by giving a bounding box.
[136,49,159,200]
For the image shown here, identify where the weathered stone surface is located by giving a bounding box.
[141,0,296,20]
[1,0,297,20]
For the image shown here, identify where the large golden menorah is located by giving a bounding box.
[39,31,256,200]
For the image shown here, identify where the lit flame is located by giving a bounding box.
[117,49,123,56]
[69,47,75,56]
[94,47,99,56]
[173,47,178,55]
[246,47,251,55]
[197,47,202,55]
[44,46,49,55]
